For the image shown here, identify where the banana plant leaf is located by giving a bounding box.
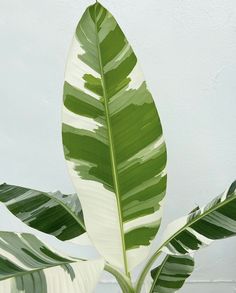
[62,1,167,272]
[0,183,85,241]
[161,181,236,255]
[150,254,194,293]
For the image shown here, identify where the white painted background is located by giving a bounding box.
[0,0,236,292]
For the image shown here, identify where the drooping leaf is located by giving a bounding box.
[62,1,167,272]
[0,183,85,241]
[0,229,104,293]
[161,180,236,255]
[0,258,103,293]
[150,255,194,293]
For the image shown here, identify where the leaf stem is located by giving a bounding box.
[148,255,169,293]
[135,251,162,293]
[105,264,134,293]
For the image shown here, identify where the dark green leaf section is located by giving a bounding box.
[0,183,85,241]
[125,225,161,250]
[150,255,194,293]
[163,180,236,255]
[64,82,104,119]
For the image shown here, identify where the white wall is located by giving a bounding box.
[0,0,236,292]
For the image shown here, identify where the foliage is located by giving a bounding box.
[0,2,235,292]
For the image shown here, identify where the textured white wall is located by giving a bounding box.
[0,0,236,292]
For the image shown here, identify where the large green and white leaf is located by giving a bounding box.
[0,230,103,292]
[150,255,194,293]
[0,203,104,292]
[62,2,167,272]
[0,183,85,240]
[161,180,236,255]
[0,260,104,293]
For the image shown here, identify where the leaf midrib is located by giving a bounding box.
[4,188,86,234]
[0,260,77,282]
[149,255,169,293]
[45,192,86,231]
[93,4,129,276]
[160,190,236,251]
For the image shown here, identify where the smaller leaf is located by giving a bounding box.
[150,255,194,293]
[0,260,104,293]
[161,180,236,255]
[0,202,104,293]
[0,183,85,240]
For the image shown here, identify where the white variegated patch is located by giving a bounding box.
[65,161,124,269]
[161,215,188,245]
[44,259,104,293]
[67,233,94,247]
[63,107,102,132]
[65,36,101,100]
[127,245,153,270]
[126,63,145,90]
[0,260,104,293]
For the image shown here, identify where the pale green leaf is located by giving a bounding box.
[0,203,104,293]
[0,259,104,293]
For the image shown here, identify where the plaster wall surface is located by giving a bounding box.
[0,0,236,291]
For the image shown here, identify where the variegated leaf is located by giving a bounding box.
[62,2,167,272]
[161,180,236,255]
[150,255,194,293]
[0,183,85,240]
[0,260,103,293]
[0,229,104,293]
